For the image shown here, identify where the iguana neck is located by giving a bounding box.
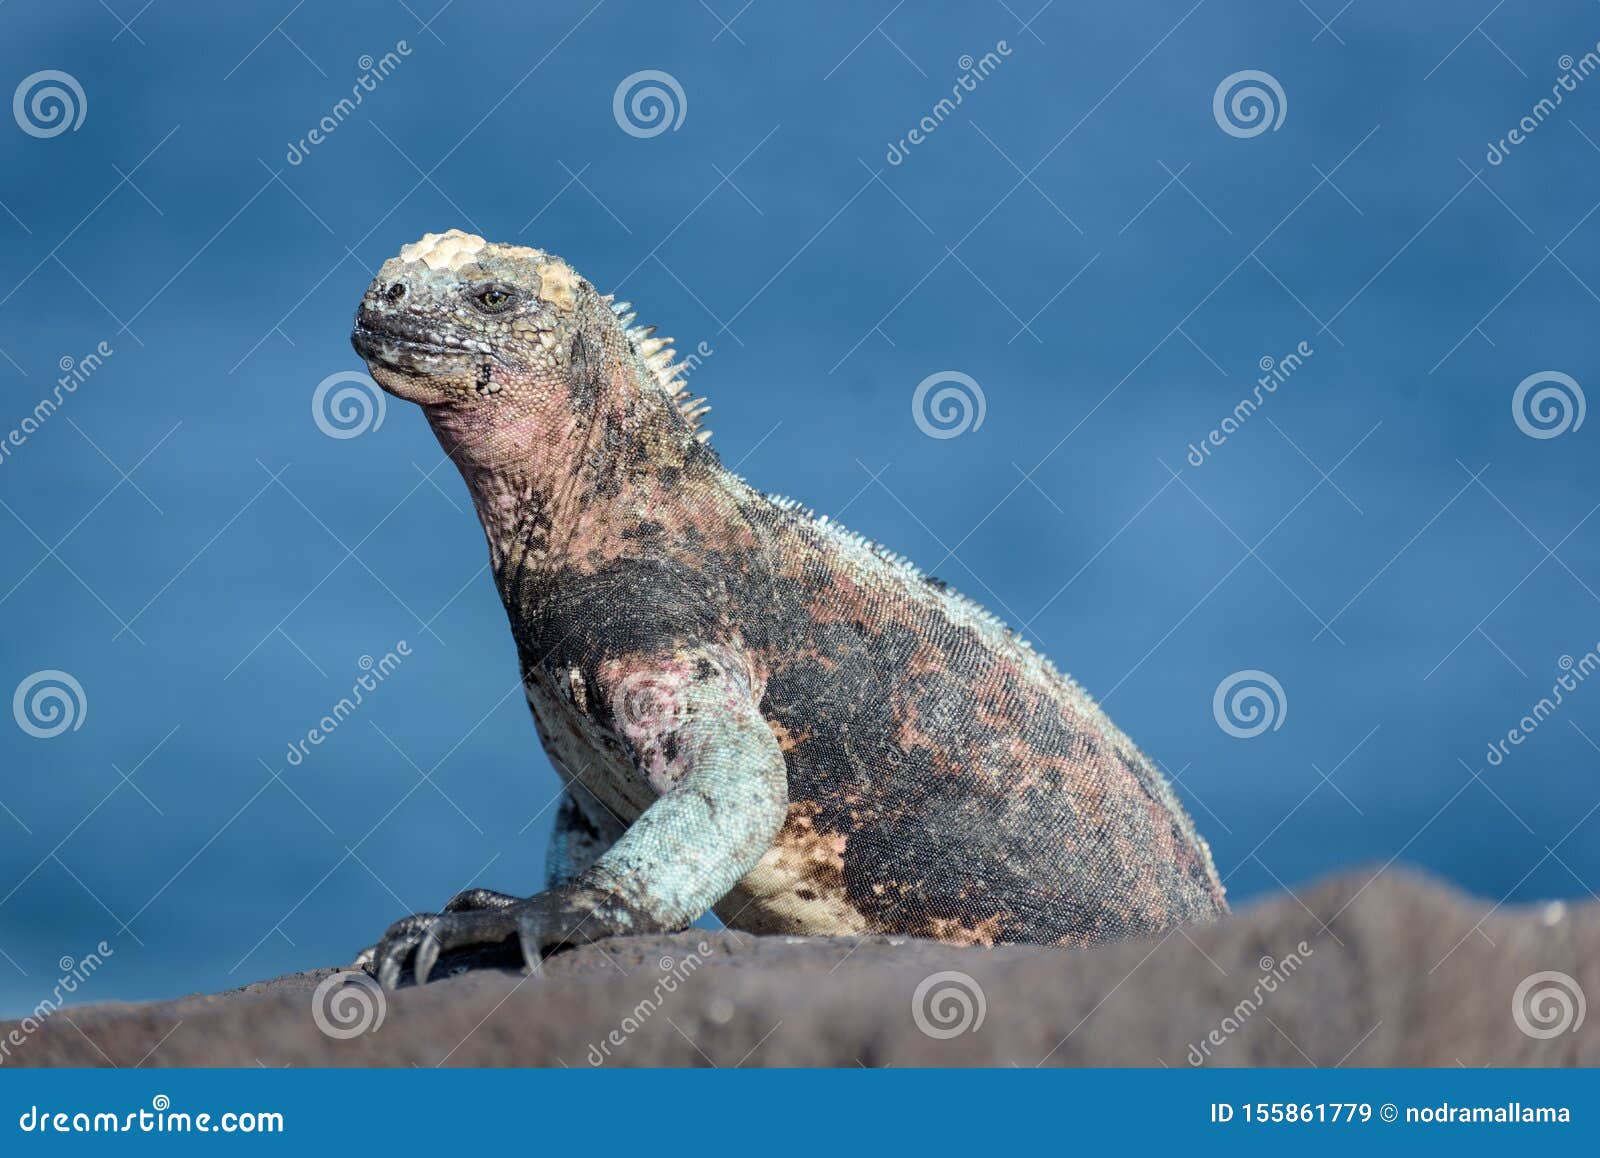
[421,372,716,598]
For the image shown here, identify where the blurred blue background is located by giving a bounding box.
[1,0,1598,1015]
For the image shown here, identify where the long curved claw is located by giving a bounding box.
[362,888,523,987]
[378,938,417,990]
[414,932,442,986]
[412,908,523,985]
[374,913,438,991]
[516,911,548,978]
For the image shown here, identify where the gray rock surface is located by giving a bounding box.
[4,867,1595,1066]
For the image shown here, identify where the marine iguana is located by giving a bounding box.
[350,229,1227,988]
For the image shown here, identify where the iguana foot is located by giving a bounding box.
[359,883,661,989]
[351,886,517,973]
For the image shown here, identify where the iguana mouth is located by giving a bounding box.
[350,314,460,368]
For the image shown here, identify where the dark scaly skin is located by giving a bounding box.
[349,230,1227,987]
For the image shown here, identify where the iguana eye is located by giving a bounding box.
[473,286,516,313]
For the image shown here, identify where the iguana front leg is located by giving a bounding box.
[545,785,626,887]
[365,646,787,988]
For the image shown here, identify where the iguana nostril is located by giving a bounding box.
[385,282,406,302]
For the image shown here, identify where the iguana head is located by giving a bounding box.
[351,229,709,472]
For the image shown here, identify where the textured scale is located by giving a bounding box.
[349,230,1226,984]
